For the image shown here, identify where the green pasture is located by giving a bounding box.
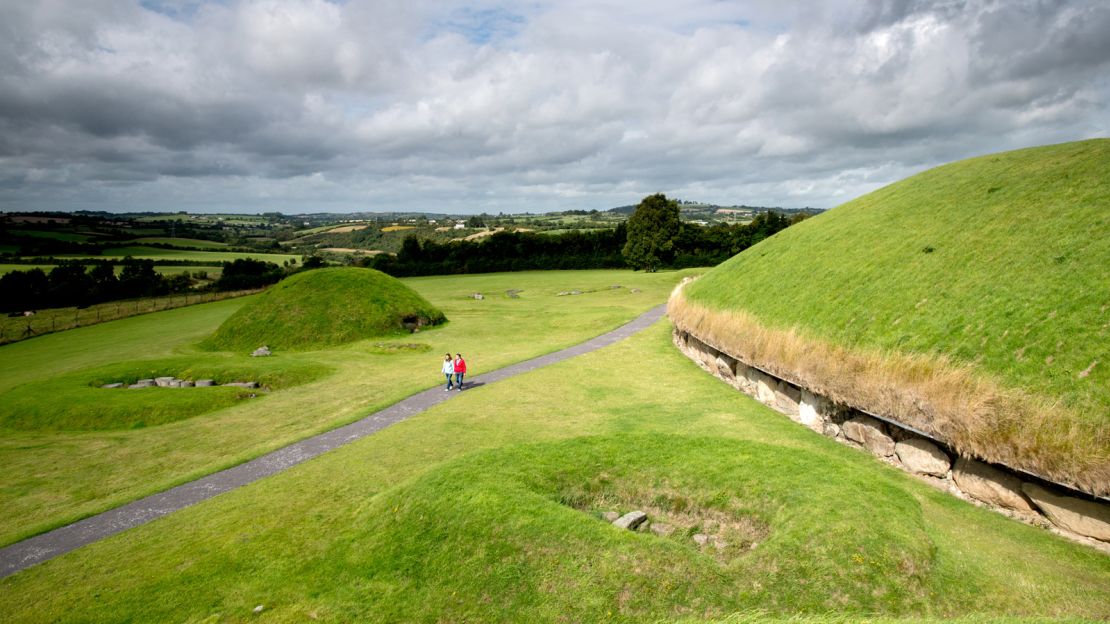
[0,269,697,546]
[1,315,1106,621]
[51,245,299,265]
[686,139,1110,415]
[128,237,228,248]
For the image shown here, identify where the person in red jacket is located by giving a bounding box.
[453,353,467,391]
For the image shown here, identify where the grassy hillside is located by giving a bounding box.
[205,267,447,351]
[680,139,1110,491]
[2,322,1107,622]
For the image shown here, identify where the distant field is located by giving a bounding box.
[129,237,227,249]
[10,230,100,243]
[52,246,299,265]
[0,264,220,277]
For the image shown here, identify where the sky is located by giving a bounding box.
[0,0,1108,215]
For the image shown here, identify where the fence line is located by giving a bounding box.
[0,288,264,346]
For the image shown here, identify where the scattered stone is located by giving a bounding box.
[472,293,484,300]
[692,533,709,546]
[823,422,841,438]
[841,415,896,457]
[629,288,640,293]
[571,289,582,295]
[602,511,621,522]
[253,605,264,614]
[506,289,523,299]
[711,536,728,550]
[251,346,272,357]
[196,379,216,387]
[1022,483,1110,542]
[609,285,622,289]
[895,438,951,477]
[952,457,1035,513]
[612,510,647,530]
[101,383,123,389]
[154,376,175,387]
[650,522,675,537]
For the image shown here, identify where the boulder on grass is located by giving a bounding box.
[251,346,272,357]
[612,511,647,530]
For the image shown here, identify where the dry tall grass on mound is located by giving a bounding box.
[668,283,1110,497]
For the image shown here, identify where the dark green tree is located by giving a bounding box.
[622,193,681,271]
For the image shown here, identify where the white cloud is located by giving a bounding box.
[0,0,1107,213]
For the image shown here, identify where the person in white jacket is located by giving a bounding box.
[441,353,455,391]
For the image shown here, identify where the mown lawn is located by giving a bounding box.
[0,269,697,545]
[1,320,1106,622]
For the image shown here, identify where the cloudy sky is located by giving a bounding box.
[1,0,1108,214]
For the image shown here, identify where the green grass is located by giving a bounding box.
[0,269,697,546]
[685,139,1110,414]
[204,267,447,351]
[1,320,1106,622]
[129,237,228,248]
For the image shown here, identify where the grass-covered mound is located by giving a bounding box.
[676,139,1110,493]
[204,267,446,351]
[0,356,332,431]
[331,434,936,618]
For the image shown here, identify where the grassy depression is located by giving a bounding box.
[679,139,1110,493]
[204,267,447,351]
[0,356,331,431]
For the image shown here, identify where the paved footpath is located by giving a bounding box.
[0,304,666,579]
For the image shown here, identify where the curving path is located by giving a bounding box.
[0,304,667,579]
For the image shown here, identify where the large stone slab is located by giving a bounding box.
[952,457,1035,513]
[774,382,800,416]
[154,376,175,387]
[798,390,825,430]
[755,372,778,405]
[895,438,951,477]
[1022,483,1110,542]
[715,354,736,380]
[613,510,647,531]
[841,415,895,457]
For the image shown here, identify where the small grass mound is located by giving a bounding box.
[203,267,446,351]
[325,434,935,618]
[0,356,332,431]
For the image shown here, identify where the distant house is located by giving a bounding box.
[454,223,465,230]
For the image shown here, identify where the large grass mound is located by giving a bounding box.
[678,139,1110,492]
[205,267,446,351]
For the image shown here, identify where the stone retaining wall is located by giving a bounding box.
[671,326,1110,553]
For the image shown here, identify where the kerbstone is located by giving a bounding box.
[895,438,950,477]
[842,415,896,457]
[952,457,1035,513]
[1022,483,1110,542]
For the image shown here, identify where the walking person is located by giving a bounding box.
[441,353,455,391]
[453,353,467,391]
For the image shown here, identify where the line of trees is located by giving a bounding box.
[0,257,293,313]
[364,194,803,277]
